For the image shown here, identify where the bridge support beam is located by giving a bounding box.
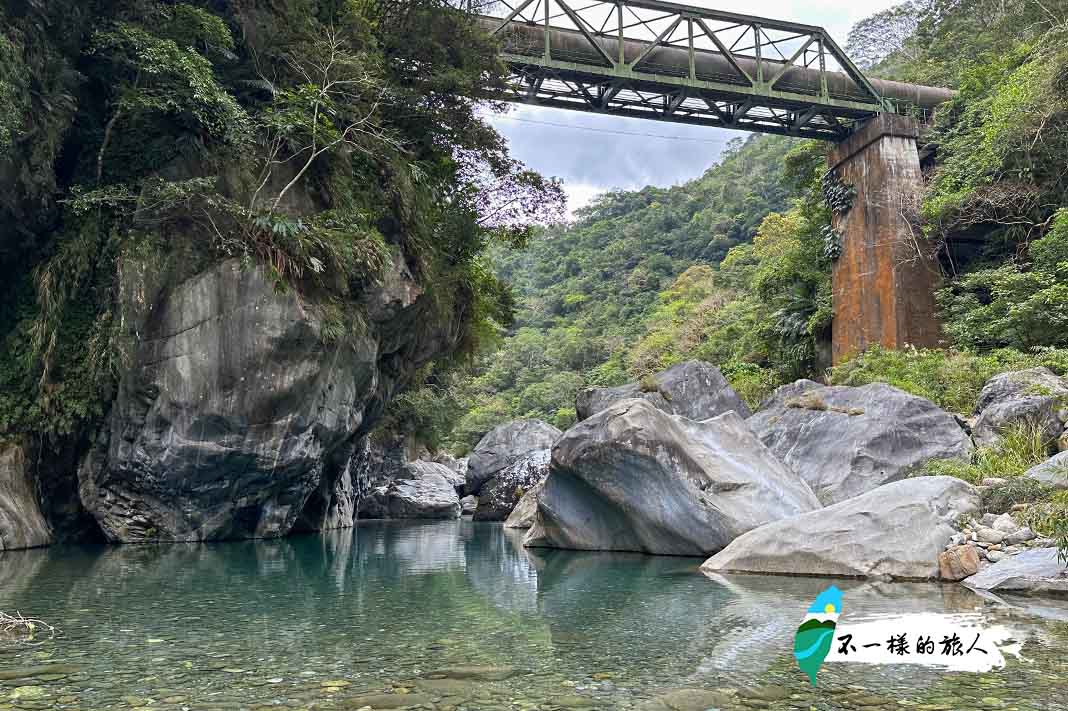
[828,114,942,365]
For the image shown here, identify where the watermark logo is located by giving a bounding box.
[793,585,842,686]
[794,585,1023,686]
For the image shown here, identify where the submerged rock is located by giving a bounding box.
[748,381,972,505]
[525,399,820,556]
[973,368,1068,447]
[465,419,561,495]
[504,479,544,529]
[474,449,550,522]
[575,360,750,422]
[386,462,462,519]
[0,438,52,551]
[963,547,1068,596]
[701,476,981,580]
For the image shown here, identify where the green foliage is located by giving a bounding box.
[0,34,19,157]
[819,170,856,215]
[937,210,1068,349]
[89,20,250,149]
[167,4,235,53]
[0,0,562,440]
[830,345,1068,414]
[923,35,1068,239]
[1023,492,1068,564]
[923,423,1053,485]
[439,136,802,450]
[982,478,1052,516]
[720,361,781,410]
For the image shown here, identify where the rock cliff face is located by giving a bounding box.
[0,439,52,551]
[71,255,462,544]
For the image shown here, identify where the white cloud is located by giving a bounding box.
[562,182,606,217]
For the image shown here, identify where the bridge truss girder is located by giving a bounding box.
[478,0,904,140]
[501,60,860,140]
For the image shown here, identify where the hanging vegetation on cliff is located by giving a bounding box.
[0,0,563,438]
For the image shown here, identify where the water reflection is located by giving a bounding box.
[0,522,1064,710]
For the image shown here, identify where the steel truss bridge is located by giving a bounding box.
[471,0,954,140]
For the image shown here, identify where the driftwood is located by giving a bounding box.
[0,611,57,642]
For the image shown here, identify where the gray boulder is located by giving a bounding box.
[460,495,478,516]
[701,476,981,580]
[386,461,462,519]
[973,368,1068,447]
[77,256,461,542]
[576,360,751,422]
[0,439,52,551]
[1024,450,1068,491]
[525,399,821,556]
[466,420,561,495]
[435,452,468,472]
[748,381,972,505]
[504,479,544,529]
[474,449,550,522]
[437,466,466,496]
[963,548,1068,596]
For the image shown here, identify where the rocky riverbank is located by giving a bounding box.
[4,347,1066,599]
[493,360,1067,597]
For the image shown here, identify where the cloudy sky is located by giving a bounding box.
[485,0,901,213]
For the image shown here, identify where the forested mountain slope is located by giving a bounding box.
[431,135,824,447]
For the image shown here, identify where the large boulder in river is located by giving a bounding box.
[0,439,52,551]
[524,399,821,556]
[972,368,1068,447]
[385,461,462,519]
[77,256,463,543]
[504,479,544,529]
[748,381,972,505]
[701,476,980,581]
[576,360,750,422]
[465,420,561,495]
[474,449,550,522]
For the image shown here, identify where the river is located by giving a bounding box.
[0,521,1065,710]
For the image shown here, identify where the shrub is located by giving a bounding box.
[923,423,1053,485]
[830,345,1068,413]
[983,477,1053,514]
[1023,491,1068,564]
[721,360,782,410]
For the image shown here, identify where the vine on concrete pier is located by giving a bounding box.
[820,169,856,215]
[821,224,844,260]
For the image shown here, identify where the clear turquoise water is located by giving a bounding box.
[0,520,1066,710]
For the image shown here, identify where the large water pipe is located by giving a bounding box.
[477,16,955,112]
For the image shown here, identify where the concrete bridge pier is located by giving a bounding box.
[828,114,943,365]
